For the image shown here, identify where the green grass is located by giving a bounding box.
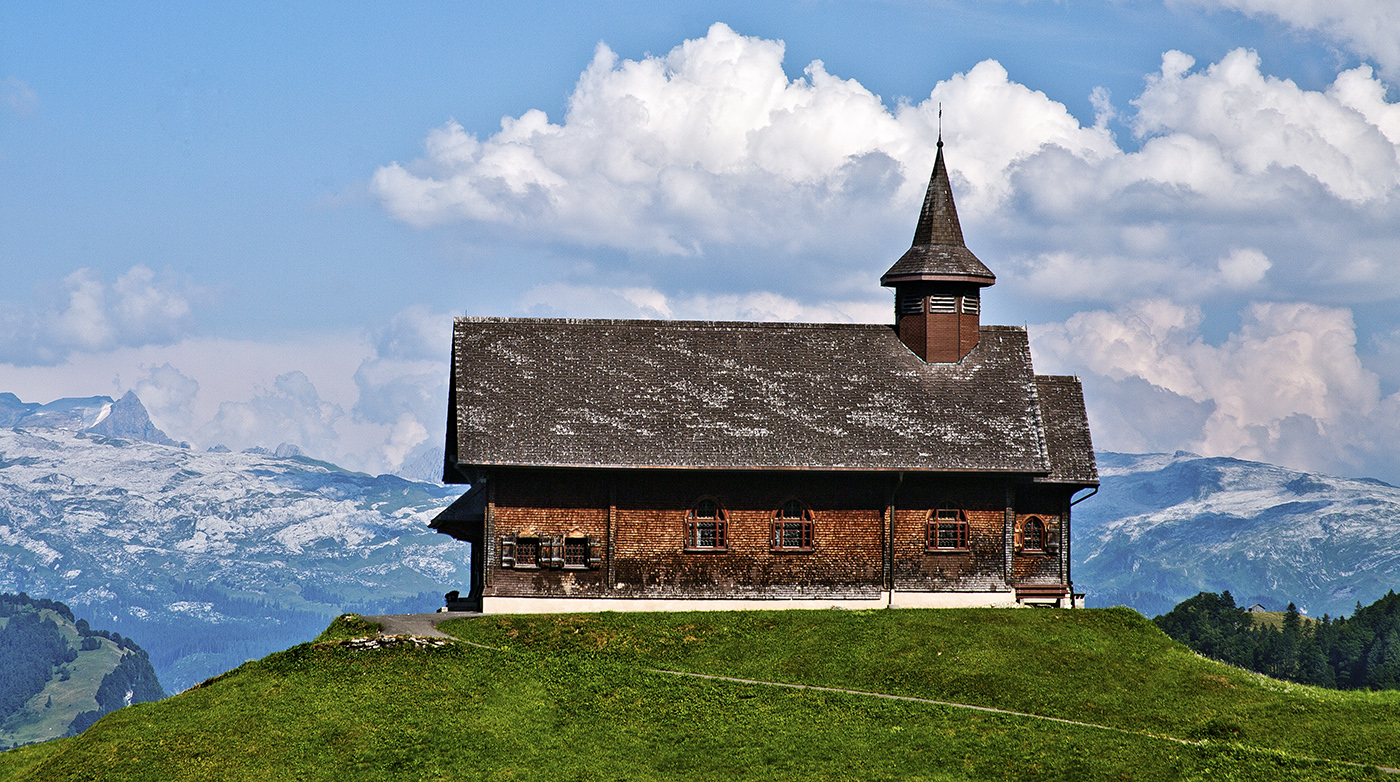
[1,608,1394,781]
[1247,610,1319,630]
[313,614,383,643]
[442,608,1400,769]
[1,610,128,747]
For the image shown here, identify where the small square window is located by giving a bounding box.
[515,538,540,567]
[564,537,587,567]
[927,509,968,551]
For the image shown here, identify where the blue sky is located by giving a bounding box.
[3,1,1399,482]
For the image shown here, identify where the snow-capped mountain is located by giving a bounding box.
[0,415,467,692]
[1074,451,1400,619]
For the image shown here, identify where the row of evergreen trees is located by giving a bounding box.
[0,609,78,731]
[1154,590,1400,689]
[0,592,167,743]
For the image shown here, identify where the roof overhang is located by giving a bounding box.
[451,460,1051,475]
[880,273,997,287]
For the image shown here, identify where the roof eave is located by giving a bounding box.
[453,460,1053,475]
[880,273,997,287]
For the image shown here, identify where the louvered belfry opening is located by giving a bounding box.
[881,139,995,363]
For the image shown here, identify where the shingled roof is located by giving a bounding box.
[880,140,996,287]
[1032,375,1099,485]
[447,318,1082,475]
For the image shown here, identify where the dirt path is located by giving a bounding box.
[653,669,1399,775]
[362,612,478,639]
[351,616,1397,774]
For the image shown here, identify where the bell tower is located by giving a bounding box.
[881,139,995,363]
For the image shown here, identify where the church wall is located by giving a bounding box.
[890,475,1011,592]
[485,469,889,600]
[489,470,610,597]
[480,469,1075,601]
[609,471,887,599]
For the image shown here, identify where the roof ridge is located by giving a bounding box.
[457,317,895,331]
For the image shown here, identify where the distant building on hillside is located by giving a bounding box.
[1249,603,1268,613]
[431,138,1098,613]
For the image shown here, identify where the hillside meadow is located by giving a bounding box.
[1,607,1396,781]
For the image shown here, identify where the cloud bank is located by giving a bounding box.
[1176,0,1400,79]
[372,23,1400,482]
[1032,299,1400,479]
[0,265,203,366]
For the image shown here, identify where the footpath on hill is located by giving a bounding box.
[356,610,1400,776]
[361,612,472,638]
[5,608,1398,781]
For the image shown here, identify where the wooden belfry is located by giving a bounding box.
[881,138,995,363]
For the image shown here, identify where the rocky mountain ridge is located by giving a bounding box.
[1073,451,1400,619]
[0,415,467,692]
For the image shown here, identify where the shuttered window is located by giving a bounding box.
[564,537,587,567]
[501,534,600,569]
[961,294,979,315]
[515,537,540,567]
[928,294,957,313]
[897,293,924,316]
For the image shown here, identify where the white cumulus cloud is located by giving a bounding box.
[1175,0,1400,79]
[1033,299,1398,477]
[372,23,1118,261]
[198,371,344,458]
[0,265,203,366]
[375,26,1400,315]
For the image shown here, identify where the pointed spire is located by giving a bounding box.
[880,139,995,288]
[910,139,966,248]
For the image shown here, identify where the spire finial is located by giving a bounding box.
[937,103,943,147]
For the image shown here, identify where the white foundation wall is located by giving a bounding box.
[481,591,1024,614]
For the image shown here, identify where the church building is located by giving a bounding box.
[431,140,1098,613]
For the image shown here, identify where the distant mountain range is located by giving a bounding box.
[0,392,468,693]
[0,391,183,448]
[1074,452,1400,619]
[6,390,1399,690]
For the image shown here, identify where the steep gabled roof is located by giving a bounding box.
[448,318,1051,473]
[1033,375,1099,486]
[881,141,995,287]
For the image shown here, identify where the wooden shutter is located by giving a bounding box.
[1013,525,1023,553]
[547,536,566,569]
[1046,528,1061,555]
[586,536,603,570]
[500,535,517,568]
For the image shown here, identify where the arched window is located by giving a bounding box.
[773,500,814,551]
[685,499,727,551]
[1022,517,1046,553]
[927,508,968,551]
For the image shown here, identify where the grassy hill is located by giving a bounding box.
[2,608,1398,781]
[0,597,165,749]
